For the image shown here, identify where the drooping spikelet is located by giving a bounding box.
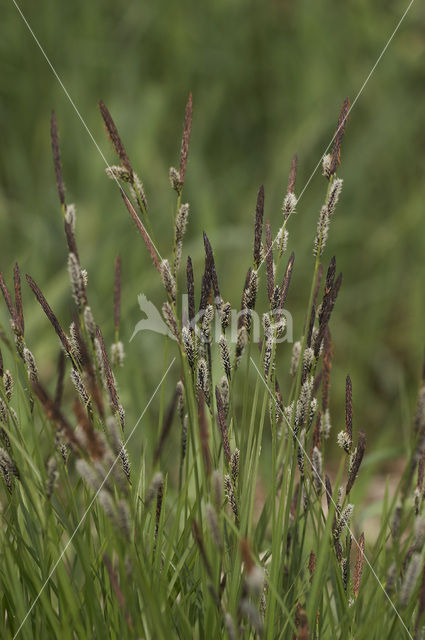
[162,302,180,342]
[161,259,176,303]
[23,348,38,382]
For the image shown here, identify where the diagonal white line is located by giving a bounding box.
[258,0,416,271]
[250,356,413,639]
[10,0,164,265]
[12,357,176,639]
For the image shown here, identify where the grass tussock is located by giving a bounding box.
[0,96,424,640]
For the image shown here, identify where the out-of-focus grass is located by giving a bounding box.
[0,0,424,441]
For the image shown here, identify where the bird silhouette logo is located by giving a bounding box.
[130,294,176,342]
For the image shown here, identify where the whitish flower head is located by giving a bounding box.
[282,192,297,220]
[65,203,77,232]
[337,430,352,453]
[111,341,125,367]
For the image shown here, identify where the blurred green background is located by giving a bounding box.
[1,0,424,455]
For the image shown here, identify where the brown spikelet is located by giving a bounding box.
[13,263,24,336]
[192,519,213,579]
[119,189,160,272]
[32,380,79,448]
[203,232,221,307]
[0,273,21,334]
[54,350,66,408]
[325,474,333,510]
[306,305,316,350]
[179,93,193,185]
[199,269,211,316]
[308,551,316,583]
[287,154,298,194]
[0,347,3,378]
[312,411,322,450]
[345,375,353,443]
[198,393,212,476]
[95,326,120,416]
[114,255,121,335]
[154,389,178,464]
[265,220,274,303]
[279,252,295,310]
[330,97,350,177]
[50,110,65,207]
[186,256,195,328]
[321,329,333,412]
[295,604,309,640]
[154,481,163,540]
[240,539,254,574]
[98,100,133,176]
[346,430,366,494]
[103,553,133,631]
[26,274,71,355]
[314,272,342,358]
[320,257,336,322]
[253,185,265,268]
[215,386,231,464]
[353,532,365,599]
[313,370,322,397]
